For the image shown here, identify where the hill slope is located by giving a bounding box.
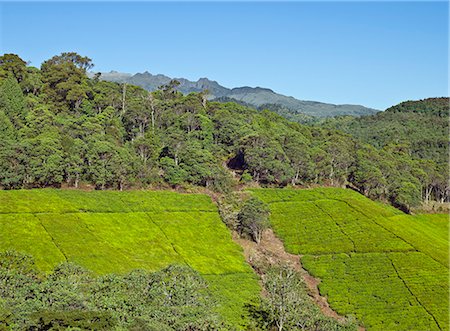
[0,189,260,327]
[251,188,449,331]
[96,70,379,117]
[323,97,449,165]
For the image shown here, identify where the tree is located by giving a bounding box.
[0,111,23,188]
[0,76,27,127]
[21,66,43,95]
[159,157,188,186]
[0,252,225,330]
[0,54,27,83]
[19,107,64,187]
[86,140,120,190]
[262,266,311,331]
[283,132,312,185]
[237,197,270,244]
[259,265,356,331]
[122,85,150,138]
[20,132,64,187]
[321,132,354,186]
[392,181,421,213]
[132,131,161,166]
[178,141,216,186]
[61,136,86,188]
[41,52,93,112]
[351,145,387,199]
[113,146,136,191]
[240,133,293,184]
[158,79,181,100]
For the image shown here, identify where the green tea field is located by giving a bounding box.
[251,188,449,331]
[0,189,260,327]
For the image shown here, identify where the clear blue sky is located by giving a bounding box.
[0,1,448,110]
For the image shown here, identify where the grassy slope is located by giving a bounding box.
[251,188,449,331]
[0,189,260,328]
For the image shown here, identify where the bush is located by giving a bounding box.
[0,251,226,330]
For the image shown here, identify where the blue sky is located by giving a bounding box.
[0,1,447,110]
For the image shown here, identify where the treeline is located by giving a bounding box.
[322,97,449,206]
[0,53,447,211]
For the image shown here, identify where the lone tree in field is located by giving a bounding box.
[237,197,269,244]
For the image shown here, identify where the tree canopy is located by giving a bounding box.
[0,52,447,211]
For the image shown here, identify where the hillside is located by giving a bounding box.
[323,98,449,166]
[2,52,445,213]
[96,70,379,117]
[0,189,260,327]
[251,188,449,331]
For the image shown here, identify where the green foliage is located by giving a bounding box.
[40,52,93,112]
[392,181,421,212]
[0,189,259,328]
[376,214,448,267]
[255,265,356,331]
[0,76,27,127]
[386,97,449,117]
[324,98,448,172]
[0,251,37,276]
[303,252,448,331]
[1,52,443,207]
[0,54,27,83]
[237,197,270,244]
[240,170,253,183]
[252,188,449,331]
[0,252,229,330]
[0,111,23,189]
[27,310,116,330]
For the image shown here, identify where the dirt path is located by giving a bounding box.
[234,229,362,328]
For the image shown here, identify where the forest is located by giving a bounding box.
[0,52,448,212]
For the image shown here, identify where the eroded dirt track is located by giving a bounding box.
[234,229,362,327]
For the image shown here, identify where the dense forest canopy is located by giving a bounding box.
[322,98,448,164]
[0,53,448,211]
[321,97,449,208]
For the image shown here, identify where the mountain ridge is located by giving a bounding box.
[95,70,380,118]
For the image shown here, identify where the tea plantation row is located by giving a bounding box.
[0,189,260,327]
[251,188,449,331]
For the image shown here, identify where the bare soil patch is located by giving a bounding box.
[233,229,359,326]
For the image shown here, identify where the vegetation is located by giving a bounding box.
[0,51,448,330]
[0,53,447,211]
[250,265,356,331]
[0,251,226,330]
[322,98,449,206]
[0,189,260,328]
[237,197,270,244]
[251,188,449,331]
[376,213,448,267]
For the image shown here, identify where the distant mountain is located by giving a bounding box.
[95,71,379,118]
[98,71,132,83]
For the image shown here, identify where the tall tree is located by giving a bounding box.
[41,52,93,112]
[0,76,27,127]
[0,54,27,83]
[0,111,23,188]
